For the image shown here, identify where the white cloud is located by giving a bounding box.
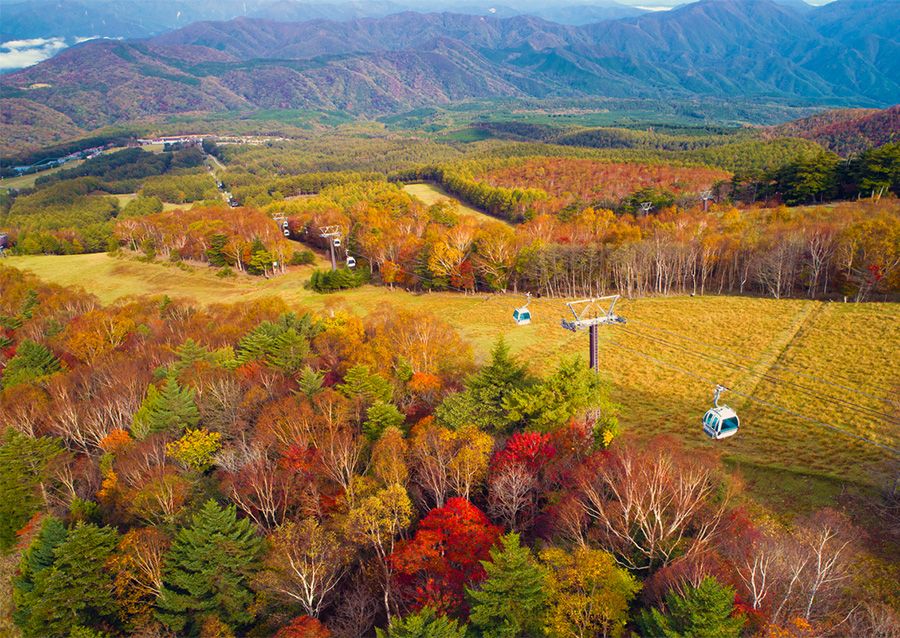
[0,36,109,71]
[0,37,68,70]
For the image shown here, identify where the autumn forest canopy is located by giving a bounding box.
[0,1,899,634]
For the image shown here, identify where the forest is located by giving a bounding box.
[260,182,897,300]
[1,265,897,638]
[0,106,898,637]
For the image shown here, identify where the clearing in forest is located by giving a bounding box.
[5,254,898,489]
[403,182,510,225]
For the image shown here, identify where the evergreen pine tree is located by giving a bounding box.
[1,339,62,389]
[206,234,230,267]
[506,356,605,432]
[338,364,393,403]
[297,366,325,398]
[131,377,200,439]
[436,338,533,432]
[156,499,263,634]
[172,339,213,375]
[638,576,746,638]
[16,522,120,638]
[363,400,406,440]
[12,516,67,629]
[467,533,547,638]
[0,430,62,550]
[376,606,468,638]
[269,328,310,374]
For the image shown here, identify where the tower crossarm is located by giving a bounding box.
[560,295,626,332]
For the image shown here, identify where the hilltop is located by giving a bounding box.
[1,0,898,153]
[771,105,900,154]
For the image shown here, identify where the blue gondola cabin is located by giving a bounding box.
[512,307,531,325]
[702,406,740,440]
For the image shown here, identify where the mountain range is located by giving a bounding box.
[1,0,897,153]
[0,0,648,42]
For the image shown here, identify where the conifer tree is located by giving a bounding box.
[1,339,62,388]
[638,576,746,638]
[172,339,213,375]
[156,499,263,634]
[339,364,393,403]
[0,430,61,550]
[376,606,468,638]
[467,532,547,638]
[364,400,406,440]
[297,366,325,398]
[12,516,68,628]
[131,377,200,438]
[269,328,310,374]
[15,522,120,637]
[436,338,533,432]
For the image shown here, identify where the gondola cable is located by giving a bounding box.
[624,318,896,403]
[617,326,900,427]
[602,339,900,456]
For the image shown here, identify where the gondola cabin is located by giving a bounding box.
[512,306,531,325]
[333,237,341,247]
[702,405,739,440]
[346,256,356,268]
[513,293,532,326]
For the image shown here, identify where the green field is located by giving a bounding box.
[0,161,86,191]
[7,253,897,494]
[403,182,510,225]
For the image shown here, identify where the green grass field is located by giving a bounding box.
[402,182,510,226]
[108,193,188,211]
[5,253,898,493]
[1,161,86,191]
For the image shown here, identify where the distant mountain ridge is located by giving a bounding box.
[770,105,900,154]
[1,0,897,152]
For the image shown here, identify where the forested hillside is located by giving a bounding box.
[771,106,900,155]
[2,0,898,152]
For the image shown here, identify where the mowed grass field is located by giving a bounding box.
[108,193,186,211]
[403,182,510,226]
[0,160,86,191]
[6,253,899,493]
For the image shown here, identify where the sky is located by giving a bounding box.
[615,0,834,6]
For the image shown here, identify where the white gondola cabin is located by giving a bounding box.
[702,385,739,440]
[346,256,357,268]
[512,293,532,326]
[333,237,341,247]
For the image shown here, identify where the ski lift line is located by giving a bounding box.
[617,325,900,424]
[617,325,900,426]
[629,316,897,400]
[617,326,900,427]
[603,340,900,456]
[621,317,896,403]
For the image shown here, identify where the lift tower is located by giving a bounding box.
[560,295,626,372]
[318,225,343,271]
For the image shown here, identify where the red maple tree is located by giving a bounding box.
[390,497,501,616]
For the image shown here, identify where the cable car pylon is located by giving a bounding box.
[560,295,626,373]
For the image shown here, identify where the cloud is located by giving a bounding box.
[0,37,69,70]
[0,35,109,71]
